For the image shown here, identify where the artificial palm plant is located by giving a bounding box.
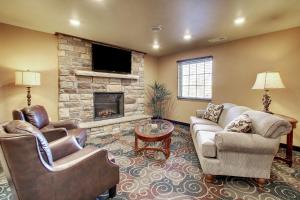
[146,81,172,119]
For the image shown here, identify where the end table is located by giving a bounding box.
[274,114,298,167]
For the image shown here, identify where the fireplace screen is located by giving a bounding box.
[94,92,124,120]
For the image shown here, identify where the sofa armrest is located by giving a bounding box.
[51,120,78,130]
[196,109,206,118]
[215,131,280,154]
[49,136,82,161]
[41,128,68,143]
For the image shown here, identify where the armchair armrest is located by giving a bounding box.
[51,120,78,130]
[215,131,280,154]
[50,148,119,199]
[49,136,82,161]
[41,128,68,143]
[196,109,206,118]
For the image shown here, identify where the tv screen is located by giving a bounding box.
[92,43,132,74]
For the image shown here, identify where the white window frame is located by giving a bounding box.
[177,56,213,100]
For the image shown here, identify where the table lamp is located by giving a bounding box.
[252,72,285,113]
[15,70,41,106]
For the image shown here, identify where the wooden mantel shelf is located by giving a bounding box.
[74,70,139,80]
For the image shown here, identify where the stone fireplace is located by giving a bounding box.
[57,34,151,137]
[94,92,124,120]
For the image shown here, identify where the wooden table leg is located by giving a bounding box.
[273,114,297,167]
[164,136,171,159]
[286,129,293,167]
[135,135,138,152]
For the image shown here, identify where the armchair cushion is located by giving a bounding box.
[22,105,50,129]
[4,120,53,165]
[215,131,280,154]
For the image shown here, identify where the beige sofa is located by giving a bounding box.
[190,103,292,184]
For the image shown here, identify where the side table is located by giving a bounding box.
[274,114,298,167]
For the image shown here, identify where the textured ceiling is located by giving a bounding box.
[0,0,300,56]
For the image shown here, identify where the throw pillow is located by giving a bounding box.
[5,120,53,166]
[225,114,252,133]
[203,103,224,123]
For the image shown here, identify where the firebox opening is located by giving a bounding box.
[94,92,124,120]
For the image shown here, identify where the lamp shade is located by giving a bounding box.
[15,71,41,86]
[252,72,285,90]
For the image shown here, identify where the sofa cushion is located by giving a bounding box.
[244,111,292,138]
[225,114,252,133]
[203,103,224,123]
[218,105,251,128]
[190,116,218,127]
[193,124,223,133]
[196,131,217,158]
[4,120,53,166]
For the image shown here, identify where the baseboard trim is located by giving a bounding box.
[163,118,300,152]
[163,118,190,127]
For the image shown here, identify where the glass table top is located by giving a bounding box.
[136,119,173,136]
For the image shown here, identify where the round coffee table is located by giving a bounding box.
[134,119,174,159]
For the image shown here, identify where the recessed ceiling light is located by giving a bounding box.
[152,43,160,50]
[69,19,80,27]
[234,17,245,25]
[183,33,192,41]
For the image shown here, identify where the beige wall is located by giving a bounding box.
[144,55,158,86]
[157,27,300,146]
[143,55,159,114]
[0,23,58,122]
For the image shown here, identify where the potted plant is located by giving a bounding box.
[146,82,171,119]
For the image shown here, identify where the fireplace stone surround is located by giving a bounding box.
[57,34,150,138]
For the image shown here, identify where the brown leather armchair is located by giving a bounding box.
[0,122,119,200]
[12,105,87,146]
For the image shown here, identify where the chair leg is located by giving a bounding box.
[256,178,266,187]
[109,185,117,198]
[205,174,214,183]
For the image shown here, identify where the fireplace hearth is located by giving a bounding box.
[94,92,124,120]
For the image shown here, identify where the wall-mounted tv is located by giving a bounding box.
[92,43,132,74]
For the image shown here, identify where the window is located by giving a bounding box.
[178,56,213,100]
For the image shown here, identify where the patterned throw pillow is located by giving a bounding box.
[225,114,252,133]
[202,103,224,123]
[4,120,53,166]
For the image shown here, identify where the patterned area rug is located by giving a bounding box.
[1,124,300,199]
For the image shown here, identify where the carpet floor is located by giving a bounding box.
[1,124,300,199]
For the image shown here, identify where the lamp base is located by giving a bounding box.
[262,90,272,113]
[26,87,31,106]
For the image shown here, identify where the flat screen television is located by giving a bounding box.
[92,43,132,74]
